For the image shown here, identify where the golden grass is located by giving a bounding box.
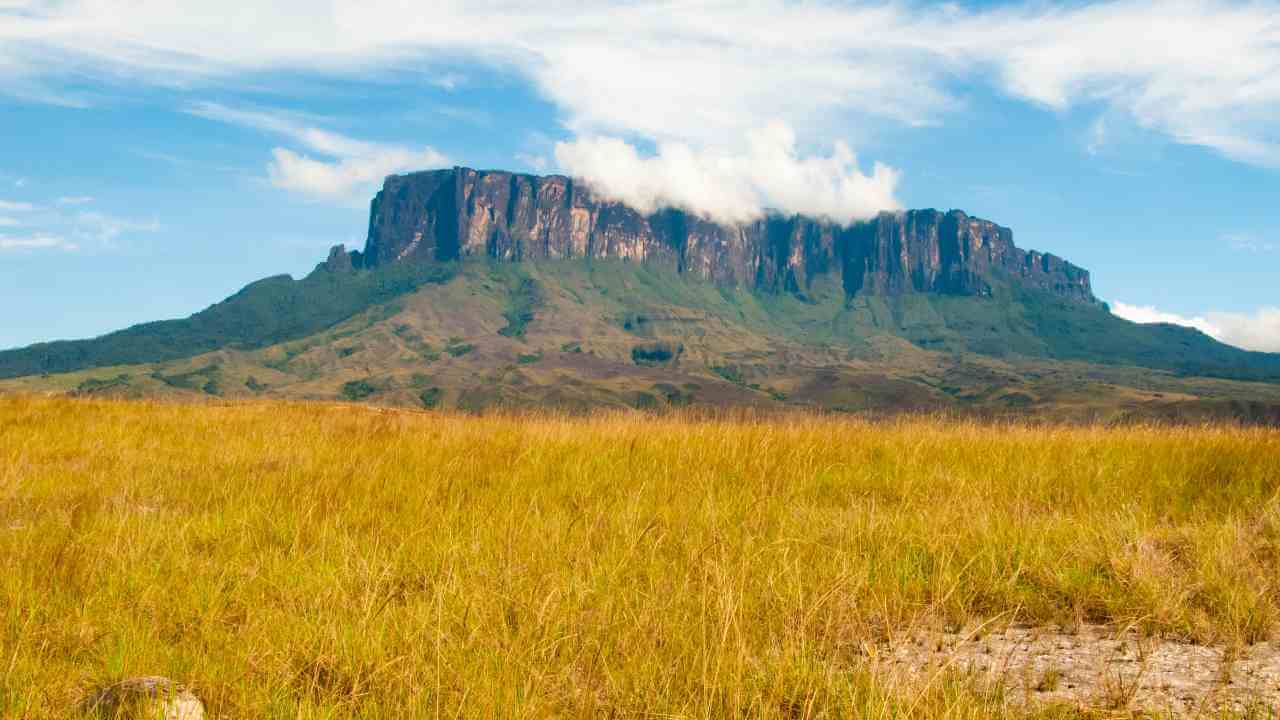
[2,395,1278,718]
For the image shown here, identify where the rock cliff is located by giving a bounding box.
[352,166,1094,302]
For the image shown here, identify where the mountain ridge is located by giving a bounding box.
[2,165,1279,420]
[351,166,1096,304]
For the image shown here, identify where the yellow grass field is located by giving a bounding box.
[2,396,1279,718]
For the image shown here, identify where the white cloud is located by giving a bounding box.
[0,189,159,251]
[0,233,78,251]
[1111,301,1280,353]
[186,101,448,203]
[186,103,370,157]
[0,187,157,250]
[73,210,160,246]
[3,2,1279,149]
[1111,302,1221,338]
[967,0,1280,167]
[266,146,446,201]
[556,123,900,225]
[1205,308,1280,353]
[3,1,1280,212]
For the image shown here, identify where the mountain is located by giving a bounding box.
[3,166,1280,421]
[359,167,1093,302]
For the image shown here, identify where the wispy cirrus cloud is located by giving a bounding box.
[1111,301,1280,353]
[0,233,77,251]
[184,101,448,204]
[73,210,160,247]
[0,193,157,252]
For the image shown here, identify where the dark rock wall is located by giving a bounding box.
[359,167,1095,302]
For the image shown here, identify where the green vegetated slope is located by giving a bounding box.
[878,281,1280,382]
[3,258,1280,419]
[1011,288,1280,381]
[0,261,456,379]
[559,261,1280,383]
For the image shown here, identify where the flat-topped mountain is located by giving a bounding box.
[349,167,1093,302]
[2,166,1279,421]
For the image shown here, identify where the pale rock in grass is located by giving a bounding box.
[879,624,1280,717]
[82,676,204,719]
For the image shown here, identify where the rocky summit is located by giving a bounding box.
[347,167,1094,303]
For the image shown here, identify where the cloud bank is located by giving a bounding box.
[554,124,900,225]
[1111,301,1280,353]
[4,1,1280,218]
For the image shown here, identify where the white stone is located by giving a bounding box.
[83,676,204,719]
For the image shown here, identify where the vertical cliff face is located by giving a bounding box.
[360,167,1095,303]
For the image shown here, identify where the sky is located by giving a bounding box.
[1,0,1278,352]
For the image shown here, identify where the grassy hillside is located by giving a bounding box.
[3,396,1279,717]
[3,260,1279,420]
[0,261,456,380]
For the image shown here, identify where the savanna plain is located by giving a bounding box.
[3,396,1280,718]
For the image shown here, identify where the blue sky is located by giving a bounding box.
[1,0,1278,352]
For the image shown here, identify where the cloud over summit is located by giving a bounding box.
[555,124,901,225]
